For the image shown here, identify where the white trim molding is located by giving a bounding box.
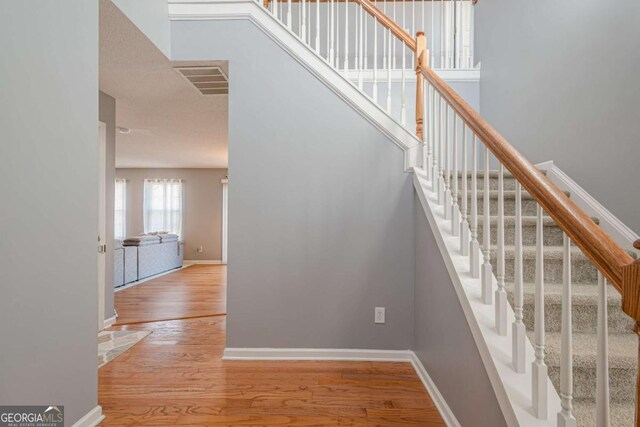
[71,405,104,427]
[223,347,412,362]
[409,352,461,427]
[168,0,421,171]
[537,161,639,253]
[103,315,117,329]
[223,347,460,426]
[183,259,223,265]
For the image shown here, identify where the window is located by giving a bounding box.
[143,179,183,238]
[114,179,127,240]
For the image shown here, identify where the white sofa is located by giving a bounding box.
[114,234,184,287]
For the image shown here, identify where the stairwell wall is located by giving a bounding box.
[475,0,640,235]
[172,19,416,349]
[414,197,507,427]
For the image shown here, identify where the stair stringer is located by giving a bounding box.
[168,0,422,171]
[413,167,562,427]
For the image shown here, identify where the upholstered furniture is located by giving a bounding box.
[114,234,184,288]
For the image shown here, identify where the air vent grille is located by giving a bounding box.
[175,66,228,96]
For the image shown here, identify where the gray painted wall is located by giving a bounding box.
[172,19,416,349]
[0,1,99,425]
[475,0,640,234]
[100,90,116,320]
[116,168,227,261]
[414,198,507,427]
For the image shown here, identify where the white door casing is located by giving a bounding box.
[98,122,107,331]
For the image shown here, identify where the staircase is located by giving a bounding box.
[456,171,638,426]
[171,0,640,424]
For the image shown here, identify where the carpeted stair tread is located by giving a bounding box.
[462,189,571,200]
[545,332,636,368]
[572,399,634,426]
[477,214,600,227]
[515,282,622,305]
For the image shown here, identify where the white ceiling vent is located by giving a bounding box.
[174,66,228,96]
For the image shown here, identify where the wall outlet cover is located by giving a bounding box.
[374,307,385,324]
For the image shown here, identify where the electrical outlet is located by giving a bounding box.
[374,307,385,324]
[196,246,203,253]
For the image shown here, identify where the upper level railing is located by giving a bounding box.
[262,0,640,424]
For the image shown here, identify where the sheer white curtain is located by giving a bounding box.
[114,179,127,240]
[143,179,183,238]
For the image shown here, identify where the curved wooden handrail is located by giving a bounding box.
[420,64,635,298]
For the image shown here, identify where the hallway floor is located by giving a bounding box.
[99,265,445,426]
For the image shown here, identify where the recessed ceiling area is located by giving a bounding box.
[99,0,228,168]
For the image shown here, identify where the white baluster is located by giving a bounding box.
[430,0,434,68]
[383,0,387,69]
[481,146,492,304]
[460,124,469,255]
[512,181,526,373]
[558,233,576,426]
[298,0,302,38]
[427,84,434,182]
[392,0,397,69]
[412,0,415,37]
[307,0,311,45]
[326,0,331,62]
[440,0,444,68]
[432,91,440,191]
[287,0,292,28]
[315,0,320,53]
[343,1,349,75]
[301,0,307,43]
[386,27,392,113]
[451,114,460,235]
[438,96,446,203]
[272,0,278,19]
[532,203,548,419]
[373,17,378,103]
[596,272,611,426]
[469,135,480,277]
[443,105,451,213]
[335,0,339,67]
[453,0,462,68]
[358,5,363,89]
[422,0,425,37]
[364,6,368,70]
[495,163,507,335]
[401,45,406,125]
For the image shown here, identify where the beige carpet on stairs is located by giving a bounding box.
[455,171,637,426]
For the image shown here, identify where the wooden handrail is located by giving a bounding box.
[419,64,638,315]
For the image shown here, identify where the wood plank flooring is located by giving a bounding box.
[100,265,445,426]
[114,265,226,325]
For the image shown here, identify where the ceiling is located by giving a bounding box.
[99,0,228,168]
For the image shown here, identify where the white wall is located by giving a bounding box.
[475,0,640,234]
[111,0,171,58]
[0,1,99,425]
[172,18,416,350]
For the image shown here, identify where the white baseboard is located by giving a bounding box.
[183,259,223,265]
[409,352,461,427]
[72,405,104,427]
[223,347,458,426]
[103,315,117,328]
[537,160,639,253]
[114,266,186,292]
[223,347,412,362]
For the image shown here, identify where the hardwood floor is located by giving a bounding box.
[100,265,445,426]
[114,264,226,325]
